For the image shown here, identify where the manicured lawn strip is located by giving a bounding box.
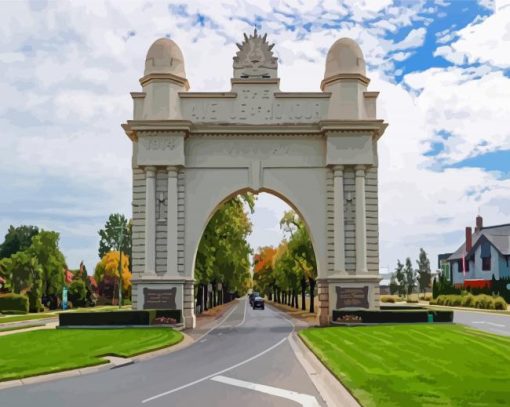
[0,313,57,324]
[0,328,183,381]
[0,324,43,332]
[299,324,510,407]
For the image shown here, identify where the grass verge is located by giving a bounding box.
[299,324,510,407]
[0,324,43,333]
[0,328,183,382]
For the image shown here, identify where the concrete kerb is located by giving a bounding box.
[0,331,195,391]
[267,304,360,407]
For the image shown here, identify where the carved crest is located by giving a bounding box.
[233,29,278,79]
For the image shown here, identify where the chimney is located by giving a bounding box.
[475,215,483,232]
[465,227,473,252]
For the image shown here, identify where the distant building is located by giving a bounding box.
[447,216,510,288]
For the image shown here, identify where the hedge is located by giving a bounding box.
[59,309,182,326]
[0,293,29,314]
[430,294,508,310]
[332,309,453,323]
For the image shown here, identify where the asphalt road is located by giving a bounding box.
[453,308,510,336]
[0,298,326,407]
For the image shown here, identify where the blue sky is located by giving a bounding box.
[1,0,509,273]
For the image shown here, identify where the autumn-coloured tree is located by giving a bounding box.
[94,251,131,303]
[253,246,276,299]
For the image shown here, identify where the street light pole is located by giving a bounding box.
[118,228,124,309]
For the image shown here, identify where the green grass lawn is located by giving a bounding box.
[300,324,510,407]
[0,328,183,381]
[0,324,43,333]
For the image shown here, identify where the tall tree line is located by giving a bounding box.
[194,194,254,312]
[253,210,317,313]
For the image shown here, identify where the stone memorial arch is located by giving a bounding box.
[122,30,387,328]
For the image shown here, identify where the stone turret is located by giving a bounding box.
[132,37,189,120]
[321,38,378,120]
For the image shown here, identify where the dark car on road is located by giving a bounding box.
[252,296,265,310]
[249,291,260,307]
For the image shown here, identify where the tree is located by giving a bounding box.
[253,246,277,299]
[404,257,416,297]
[68,280,87,307]
[389,273,399,295]
[394,260,406,297]
[2,251,43,312]
[279,210,317,312]
[94,251,131,303]
[0,225,39,260]
[416,248,432,295]
[432,277,438,299]
[28,231,66,302]
[195,194,254,311]
[98,214,132,266]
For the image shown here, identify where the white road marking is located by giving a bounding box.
[199,339,207,343]
[234,297,248,327]
[194,301,240,343]
[141,335,291,403]
[472,321,506,328]
[211,375,320,407]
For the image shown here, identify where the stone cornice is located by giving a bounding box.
[179,92,237,98]
[139,73,190,90]
[274,92,331,98]
[122,119,388,141]
[320,73,370,90]
[231,78,280,85]
[122,120,192,142]
[320,120,388,139]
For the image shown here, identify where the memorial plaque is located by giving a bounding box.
[336,286,369,309]
[143,287,177,309]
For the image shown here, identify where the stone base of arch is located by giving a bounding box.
[133,275,381,328]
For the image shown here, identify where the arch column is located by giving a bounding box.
[355,165,367,274]
[144,166,156,275]
[333,165,346,274]
[166,166,178,275]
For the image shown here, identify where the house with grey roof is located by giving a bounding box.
[448,216,510,288]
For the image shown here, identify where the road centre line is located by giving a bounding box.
[141,335,290,403]
[210,375,320,407]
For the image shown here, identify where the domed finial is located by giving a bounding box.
[144,38,186,78]
[324,37,366,79]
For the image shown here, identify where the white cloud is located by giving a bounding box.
[435,0,510,68]
[1,0,508,275]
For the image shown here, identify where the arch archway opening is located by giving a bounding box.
[192,190,319,317]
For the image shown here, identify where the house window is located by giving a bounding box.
[457,259,469,273]
[482,256,491,271]
[481,241,491,271]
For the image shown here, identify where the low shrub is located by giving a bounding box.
[0,293,29,314]
[380,295,400,303]
[494,297,507,310]
[419,293,432,301]
[433,294,507,310]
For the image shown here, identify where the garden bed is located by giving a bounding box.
[59,309,182,326]
[332,309,453,324]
